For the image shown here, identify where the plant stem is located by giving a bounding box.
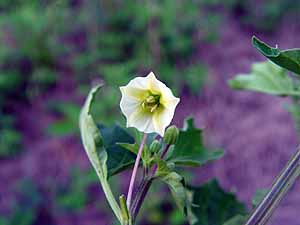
[130,144,172,219]
[126,133,148,209]
[245,146,300,225]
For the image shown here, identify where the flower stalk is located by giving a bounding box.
[126,133,148,209]
[130,143,172,219]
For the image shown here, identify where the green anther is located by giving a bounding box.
[145,95,157,103]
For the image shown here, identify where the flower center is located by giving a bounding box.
[142,94,161,113]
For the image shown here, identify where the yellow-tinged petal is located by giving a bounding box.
[127,108,156,133]
[119,71,180,136]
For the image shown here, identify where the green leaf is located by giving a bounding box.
[169,117,224,167]
[229,61,299,96]
[156,158,197,224]
[117,133,157,168]
[117,142,153,168]
[223,215,246,225]
[98,124,136,177]
[79,84,122,222]
[252,36,300,75]
[189,179,247,225]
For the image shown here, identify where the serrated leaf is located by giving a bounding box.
[156,158,197,224]
[98,124,136,177]
[252,36,300,75]
[169,117,224,167]
[229,61,299,96]
[189,180,246,225]
[79,84,122,222]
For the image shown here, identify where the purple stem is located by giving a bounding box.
[130,144,171,219]
[126,133,148,209]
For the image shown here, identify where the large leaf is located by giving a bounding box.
[189,180,246,225]
[155,158,197,224]
[169,118,224,167]
[252,36,300,75]
[229,61,300,96]
[79,85,122,222]
[98,124,136,177]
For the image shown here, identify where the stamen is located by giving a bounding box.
[142,94,160,112]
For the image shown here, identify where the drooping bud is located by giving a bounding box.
[163,125,179,145]
[150,140,162,153]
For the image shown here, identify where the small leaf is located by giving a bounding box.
[189,179,247,225]
[229,61,299,96]
[79,84,122,222]
[118,143,139,155]
[118,134,156,168]
[169,117,224,167]
[252,36,300,75]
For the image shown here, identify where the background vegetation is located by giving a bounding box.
[1,0,300,224]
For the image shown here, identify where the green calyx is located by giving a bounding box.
[163,125,179,145]
[142,94,161,113]
[150,140,162,153]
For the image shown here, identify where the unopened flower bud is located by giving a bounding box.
[163,125,179,145]
[150,140,162,153]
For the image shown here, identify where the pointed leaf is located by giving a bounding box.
[229,61,299,96]
[252,36,300,75]
[79,85,122,222]
[117,134,155,168]
[169,117,224,167]
[189,180,246,225]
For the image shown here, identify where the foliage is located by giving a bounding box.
[79,85,245,225]
[252,36,300,75]
[229,37,300,224]
[230,37,300,138]
[79,84,124,223]
[228,61,299,96]
[223,0,300,32]
[98,124,136,177]
[72,0,215,90]
[1,179,44,225]
[169,117,224,167]
[56,168,98,211]
[0,113,22,158]
[188,180,246,225]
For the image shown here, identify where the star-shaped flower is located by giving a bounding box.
[120,72,180,136]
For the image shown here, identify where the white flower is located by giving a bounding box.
[120,72,180,136]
